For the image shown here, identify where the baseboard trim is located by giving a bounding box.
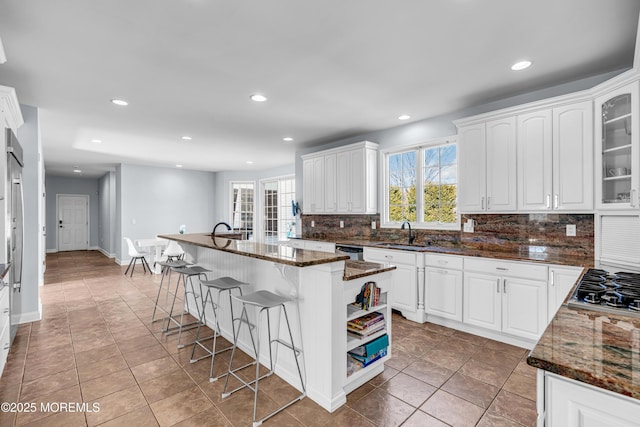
[46,248,57,254]
[13,304,42,324]
[95,247,115,258]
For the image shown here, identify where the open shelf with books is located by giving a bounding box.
[344,279,392,392]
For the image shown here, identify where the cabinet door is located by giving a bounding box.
[548,266,582,322]
[458,124,487,212]
[517,110,553,211]
[546,374,640,427]
[463,272,501,332]
[302,158,315,213]
[336,150,350,212]
[553,101,594,211]
[324,154,338,213]
[311,156,325,212]
[595,81,640,209]
[425,267,462,321]
[486,117,517,211]
[502,277,547,340]
[348,149,366,213]
[392,263,418,314]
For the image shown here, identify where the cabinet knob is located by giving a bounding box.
[3,344,8,350]
[3,308,8,314]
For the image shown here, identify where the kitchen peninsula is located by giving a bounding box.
[158,233,396,412]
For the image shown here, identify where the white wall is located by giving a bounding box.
[117,163,216,262]
[98,171,116,256]
[44,175,100,251]
[16,104,43,322]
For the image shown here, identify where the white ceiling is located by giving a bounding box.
[0,0,639,178]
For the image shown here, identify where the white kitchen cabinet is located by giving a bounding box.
[542,372,640,427]
[458,118,516,212]
[595,81,640,209]
[324,154,337,213]
[302,141,378,215]
[302,156,325,213]
[425,254,463,321]
[457,124,486,212]
[517,102,594,211]
[463,257,548,341]
[0,279,9,377]
[547,265,582,322]
[363,247,421,322]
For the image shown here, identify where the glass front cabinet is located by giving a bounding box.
[595,81,640,209]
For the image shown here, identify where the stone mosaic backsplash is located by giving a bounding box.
[301,213,594,259]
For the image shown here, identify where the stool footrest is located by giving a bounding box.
[253,392,306,427]
[222,368,273,397]
[271,338,302,356]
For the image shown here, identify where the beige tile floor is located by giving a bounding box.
[0,251,538,426]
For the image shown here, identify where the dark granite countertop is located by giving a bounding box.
[343,260,396,281]
[312,238,591,267]
[159,233,350,267]
[0,263,9,280]
[527,304,640,399]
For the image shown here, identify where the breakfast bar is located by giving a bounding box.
[158,233,395,412]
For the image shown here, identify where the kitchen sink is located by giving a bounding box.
[369,242,463,253]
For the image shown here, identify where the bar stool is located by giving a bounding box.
[165,265,211,348]
[222,290,305,427]
[190,276,251,382]
[151,258,190,324]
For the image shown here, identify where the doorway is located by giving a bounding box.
[57,194,89,252]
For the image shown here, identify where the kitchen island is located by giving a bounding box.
[158,233,395,412]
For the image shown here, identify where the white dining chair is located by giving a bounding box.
[124,237,152,277]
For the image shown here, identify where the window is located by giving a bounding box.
[262,176,296,243]
[384,137,458,229]
[230,182,254,240]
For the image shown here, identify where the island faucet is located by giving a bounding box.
[212,221,232,236]
[401,221,415,245]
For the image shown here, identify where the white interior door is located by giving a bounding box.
[57,195,88,251]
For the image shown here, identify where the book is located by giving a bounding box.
[348,311,384,329]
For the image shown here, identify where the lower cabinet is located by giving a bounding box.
[0,281,10,377]
[363,248,419,321]
[425,254,463,321]
[463,258,548,341]
[548,265,583,323]
[543,372,640,427]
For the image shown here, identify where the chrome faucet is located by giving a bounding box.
[401,221,415,245]
[212,221,232,236]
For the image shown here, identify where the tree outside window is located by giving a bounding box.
[385,138,458,229]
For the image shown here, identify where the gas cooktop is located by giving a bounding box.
[568,268,640,317]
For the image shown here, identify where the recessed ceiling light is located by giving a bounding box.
[91,139,102,144]
[511,60,532,71]
[110,98,129,106]
[181,136,192,141]
[250,94,267,102]
[176,164,183,168]
[73,167,82,173]
[246,160,254,164]
[283,137,293,142]
[398,115,411,120]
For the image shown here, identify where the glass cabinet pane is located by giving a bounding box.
[602,93,632,204]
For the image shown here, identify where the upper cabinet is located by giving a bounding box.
[595,81,640,209]
[456,91,596,214]
[302,141,378,215]
[458,118,517,212]
[517,101,594,211]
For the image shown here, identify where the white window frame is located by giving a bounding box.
[259,174,296,243]
[229,181,256,240]
[381,135,459,230]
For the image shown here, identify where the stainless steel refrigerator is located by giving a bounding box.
[6,129,23,343]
